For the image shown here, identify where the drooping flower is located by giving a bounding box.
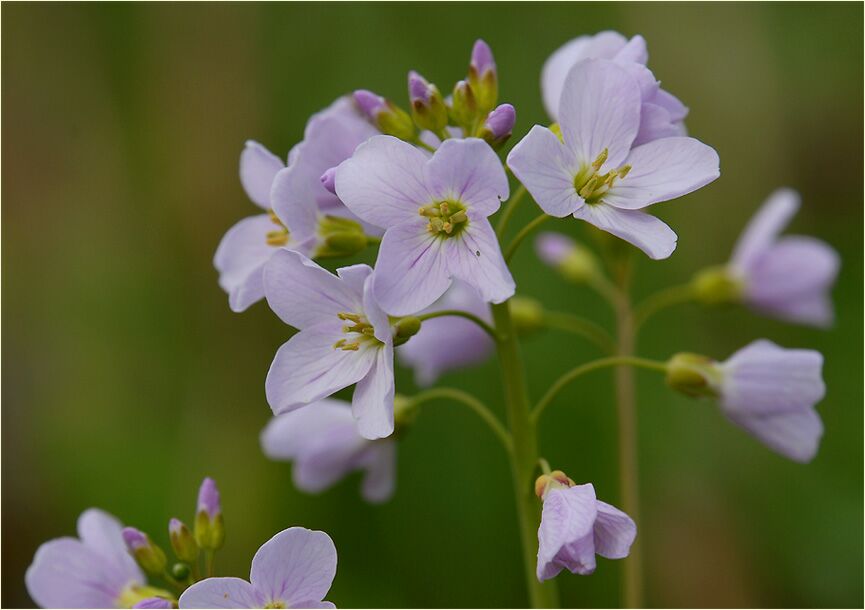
[335,136,515,315]
[397,280,494,386]
[261,398,396,503]
[178,527,337,609]
[724,188,839,327]
[214,141,311,312]
[508,59,719,259]
[541,31,688,145]
[666,339,825,462]
[535,474,636,581]
[264,249,398,439]
[26,509,171,608]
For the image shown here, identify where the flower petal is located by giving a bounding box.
[240,141,284,209]
[373,221,451,315]
[214,214,279,312]
[335,135,432,228]
[360,441,397,503]
[730,188,800,272]
[260,399,358,461]
[444,216,515,304]
[727,407,824,463]
[507,125,583,217]
[632,102,682,147]
[603,137,720,209]
[266,323,377,415]
[558,59,642,169]
[264,250,363,330]
[352,343,395,440]
[537,484,598,582]
[424,138,509,216]
[362,271,392,344]
[77,509,143,584]
[178,577,263,608]
[249,528,337,606]
[593,501,636,559]
[573,203,677,259]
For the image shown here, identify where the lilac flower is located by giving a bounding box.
[178,527,337,609]
[264,249,395,439]
[215,141,310,312]
[270,97,381,251]
[508,59,719,259]
[133,599,174,609]
[536,478,636,581]
[261,398,396,503]
[335,136,514,315]
[727,188,840,327]
[667,340,825,462]
[397,280,494,386]
[541,31,688,145]
[25,508,168,608]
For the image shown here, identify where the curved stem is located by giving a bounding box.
[538,457,552,475]
[632,283,696,332]
[492,301,560,608]
[531,356,666,423]
[505,214,551,262]
[542,310,616,354]
[407,387,512,453]
[416,309,500,342]
[587,273,621,310]
[496,184,528,238]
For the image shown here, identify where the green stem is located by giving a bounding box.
[496,184,528,238]
[632,283,696,332]
[407,387,512,453]
[538,457,552,475]
[531,356,666,423]
[413,137,436,153]
[492,301,560,608]
[205,550,214,578]
[505,214,551,262]
[415,309,500,342]
[366,235,382,246]
[542,310,617,354]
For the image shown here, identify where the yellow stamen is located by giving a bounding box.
[591,148,608,171]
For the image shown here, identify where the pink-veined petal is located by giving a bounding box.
[352,343,395,440]
[240,141,284,209]
[593,501,636,559]
[424,138,509,216]
[445,216,515,304]
[249,528,337,606]
[573,203,677,259]
[727,407,824,463]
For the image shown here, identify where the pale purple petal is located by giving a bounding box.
[471,39,496,77]
[214,214,279,312]
[573,203,677,259]
[721,340,825,416]
[558,59,642,169]
[730,188,800,272]
[361,271,392,344]
[352,343,395,440]
[360,441,397,503]
[77,509,143,584]
[537,484,598,581]
[261,399,358,461]
[335,135,432,228]
[372,221,451,315]
[632,102,682,147]
[197,478,221,517]
[178,577,263,609]
[506,125,583,217]
[266,323,377,415]
[334,264,372,298]
[134,598,173,609]
[264,250,363,330]
[727,407,824,463]
[424,138,509,216]
[652,88,688,122]
[603,137,720,210]
[292,602,336,609]
[249,528,337,606]
[240,141,284,209]
[593,501,636,559]
[535,232,576,266]
[757,293,834,328]
[614,34,649,64]
[444,216,515,304]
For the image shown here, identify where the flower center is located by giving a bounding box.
[333,312,379,351]
[264,602,286,609]
[266,210,290,246]
[418,200,469,237]
[573,148,631,205]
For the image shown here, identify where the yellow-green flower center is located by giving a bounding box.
[264,601,286,609]
[418,200,469,237]
[333,312,380,351]
[266,210,290,246]
[573,148,631,205]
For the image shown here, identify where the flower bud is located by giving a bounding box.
[449,80,478,130]
[393,393,420,431]
[535,232,600,283]
[353,89,416,141]
[319,166,337,195]
[468,39,498,113]
[478,104,515,149]
[122,527,167,575]
[509,295,544,335]
[534,470,575,499]
[170,562,190,581]
[665,353,721,398]
[194,477,224,551]
[408,71,448,134]
[692,265,743,305]
[313,215,369,259]
[168,518,198,563]
[392,316,421,346]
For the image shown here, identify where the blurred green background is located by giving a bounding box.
[3,3,862,608]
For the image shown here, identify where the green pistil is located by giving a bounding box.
[334,312,380,351]
[419,200,469,237]
[573,148,632,205]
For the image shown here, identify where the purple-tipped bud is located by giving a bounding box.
[197,477,221,517]
[320,166,338,195]
[353,89,416,140]
[123,527,167,575]
[408,70,432,104]
[469,40,498,113]
[535,232,599,283]
[479,104,515,148]
[169,517,199,563]
[470,39,496,77]
[195,477,225,551]
[450,80,478,129]
[353,90,387,120]
[408,70,448,133]
[122,527,149,551]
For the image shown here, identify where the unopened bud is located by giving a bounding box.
[319,166,338,195]
[393,394,420,431]
[478,104,515,149]
[168,518,198,563]
[510,296,544,334]
[450,80,478,129]
[122,527,167,575]
[692,266,743,305]
[353,90,416,141]
[170,562,190,581]
[534,470,575,499]
[392,316,421,346]
[535,232,599,283]
[408,71,448,133]
[665,353,721,398]
[313,215,369,259]
[468,39,498,112]
[194,478,224,551]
